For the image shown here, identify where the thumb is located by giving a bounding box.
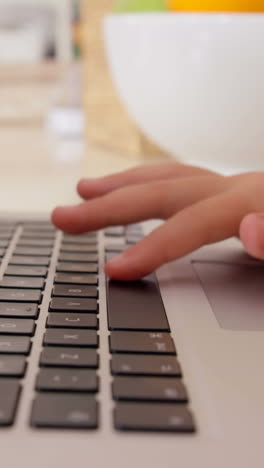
[240,213,264,260]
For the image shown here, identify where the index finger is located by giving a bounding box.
[52,175,226,233]
[105,189,250,280]
[77,163,218,200]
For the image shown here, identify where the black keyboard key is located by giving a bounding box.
[54,273,98,285]
[47,313,98,329]
[0,228,14,235]
[20,232,55,239]
[63,233,97,240]
[107,278,169,331]
[126,235,143,245]
[0,276,45,290]
[0,222,16,228]
[0,379,21,426]
[17,239,54,248]
[22,224,55,232]
[40,347,98,368]
[110,332,176,355]
[0,240,9,248]
[10,256,50,267]
[126,224,143,235]
[49,297,98,313]
[52,285,98,298]
[105,244,127,253]
[114,403,195,432]
[31,394,98,429]
[14,247,52,257]
[0,336,31,354]
[62,238,97,246]
[58,253,98,263]
[57,262,98,274]
[0,289,42,303]
[0,356,26,377]
[5,266,47,277]
[105,253,119,263]
[60,244,98,253]
[113,377,188,402]
[111,355,182,377]
[36,369,98,392]
[0,303,39,318]
[105,227,125,237]
[43,329,98,348]
[0,318,35,336]
[0,233,12,240]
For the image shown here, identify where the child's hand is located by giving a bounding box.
[52,163,264,280]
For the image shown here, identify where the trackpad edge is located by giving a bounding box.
[192,262,264,331]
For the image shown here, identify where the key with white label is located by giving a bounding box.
[40,347,98,368]
[5,266,48,277]
[47,313,98,329]
[14,247,52,257]
[49,298,98,313]
[43,329,98,348]
[111,355,182,377]
[0,318,35,336]
[54,273,98,285]
[110,332,176,355]
[52,285,98,298]
[10,256,50,267]
[58,253,98,263]
[31,394,98,429]
[0,303,39,318]
[114,403,195,432]
[112,377,188,402]
[36,369,98,392]
[62,237,97,246]
[60,244,98,254]
[0,289,42,303]
[0,336,31,354]
[56,262,98,274]
[0,277,45,290]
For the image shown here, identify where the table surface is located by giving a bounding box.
[0,63,167,216]
[0,127,157,215]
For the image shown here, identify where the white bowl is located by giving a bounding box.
[104,13,264,172]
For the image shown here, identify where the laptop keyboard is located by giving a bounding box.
[0,219,196,433]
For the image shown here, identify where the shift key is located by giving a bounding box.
[107,277,169,331]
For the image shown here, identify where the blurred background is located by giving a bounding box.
[0,0,149,214]
[1,1,263,214]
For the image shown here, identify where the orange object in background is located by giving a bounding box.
[168,0,264,11]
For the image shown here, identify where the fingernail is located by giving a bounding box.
[241,213,264,258]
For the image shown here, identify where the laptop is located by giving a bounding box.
[0,215,263,468]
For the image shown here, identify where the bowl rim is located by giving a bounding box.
[105,11,264,22]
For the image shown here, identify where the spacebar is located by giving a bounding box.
[107,276,170,331]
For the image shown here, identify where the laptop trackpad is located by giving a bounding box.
[192,262,264,331]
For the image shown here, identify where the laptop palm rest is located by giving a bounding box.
[192,262,264,331]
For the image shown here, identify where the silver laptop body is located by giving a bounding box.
[1,217,263,468]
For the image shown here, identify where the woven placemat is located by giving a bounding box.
[82,0,169,159]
